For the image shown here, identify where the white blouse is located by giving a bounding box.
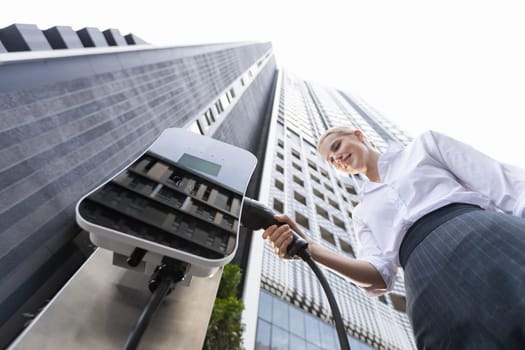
[353,130,525,296]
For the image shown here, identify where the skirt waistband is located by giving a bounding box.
[399,203,483,268]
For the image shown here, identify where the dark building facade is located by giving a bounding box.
[0,23,276,348]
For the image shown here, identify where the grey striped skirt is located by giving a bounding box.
[402,208,525,349]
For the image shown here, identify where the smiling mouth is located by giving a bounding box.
[341,154,351,168]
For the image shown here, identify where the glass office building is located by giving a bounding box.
[243,71,416,350]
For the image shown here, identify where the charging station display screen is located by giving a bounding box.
[178,153,221,176]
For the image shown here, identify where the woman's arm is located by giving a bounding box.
[308,242,387,289]
[262,214,387,290]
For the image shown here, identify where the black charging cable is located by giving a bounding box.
[241,198,351,350]
[123,259,186,350]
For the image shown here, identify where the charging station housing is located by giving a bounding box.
[76,128,257,280]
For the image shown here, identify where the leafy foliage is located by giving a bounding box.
[203,264,245,350]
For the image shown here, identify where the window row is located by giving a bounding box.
[273,173,356,214]
[190,87,237,135]
[276,140,329,176]
[189,51,272,135]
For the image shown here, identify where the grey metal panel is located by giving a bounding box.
[0,40,6,52]
[102,28,127,46]
[8,249,221,350]
[43,26,83,49]
[76,27,108,47]
[124,33,147,45]
[0,24,52,52]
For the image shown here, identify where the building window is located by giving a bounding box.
[312,188,324,200]
[188,120,203,135]
[316,205,329,220]
[320,169,330,179]
[320,227,336,245]
[291,148,301,160]
[293,176,304,187]
[339,240,354,257]
[347,210,353,219]
[295,212,309,229]
[294,191,306,205]
[390,294,407,313]
[275,179,284,191]
[277,152,284,160]
[328,198,339,210]
[215,100,224,115]
[378,295,388,305]
[220,94,230,108]
[324,184,334,193]
[333,216,345,230]
[351,200,359,207]
[307,160,318,172]
[289,307,305,337]
[205,108,215,123]
[274,198,284,213]
[310,174,321,184]
[278,139,284,148]
[255,320,271,349]
[229,87,236,98]
[346,186,357,195]
[276,164,284,174]
[292,162,302,171]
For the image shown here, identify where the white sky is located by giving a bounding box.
[3,0,525,167]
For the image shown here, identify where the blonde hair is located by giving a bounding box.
[317,126,375,152]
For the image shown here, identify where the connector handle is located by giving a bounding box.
[240,198,309,258]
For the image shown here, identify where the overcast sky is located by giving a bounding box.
[3,0,525,167]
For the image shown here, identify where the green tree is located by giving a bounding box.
[203,264,245,350]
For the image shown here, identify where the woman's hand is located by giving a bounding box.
[261,214,387,289]
[262,214,310,259]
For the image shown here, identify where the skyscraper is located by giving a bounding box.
[242,71,416,350]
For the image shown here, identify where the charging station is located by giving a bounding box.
[9,128,257,350]
[77,128,257,280]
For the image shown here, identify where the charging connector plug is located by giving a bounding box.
[240,198,309,260]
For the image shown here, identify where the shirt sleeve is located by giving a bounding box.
[423,130,525,217]
[353,216,398,297]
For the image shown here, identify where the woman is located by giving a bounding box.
[262,126,525,349]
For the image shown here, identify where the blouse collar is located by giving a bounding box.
[359,142,403,197]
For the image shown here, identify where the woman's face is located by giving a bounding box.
[318,131,370,174]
